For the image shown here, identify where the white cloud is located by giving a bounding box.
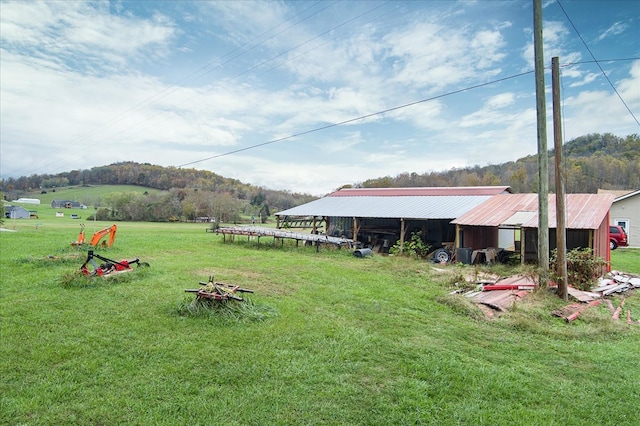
[0,2,176,72]
[596,21,627,42]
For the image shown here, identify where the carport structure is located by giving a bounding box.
[451,193,615,267]
[275,186,511,254]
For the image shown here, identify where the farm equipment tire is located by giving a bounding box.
[433,248,452,263]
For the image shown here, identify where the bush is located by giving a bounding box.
[389,231,431,259]
[550,248,607,291]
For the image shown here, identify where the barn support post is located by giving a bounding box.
[520,227,526,266]
[399,218,406,254]
[352,217,361,247]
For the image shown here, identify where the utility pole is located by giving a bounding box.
[552,57,568,300]
[534,0,549,288]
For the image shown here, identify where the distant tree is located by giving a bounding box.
[211,192,241,223]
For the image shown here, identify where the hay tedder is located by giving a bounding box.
[185,276,253,301]
[80,249,149,277]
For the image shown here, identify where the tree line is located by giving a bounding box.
[356,133,639,193]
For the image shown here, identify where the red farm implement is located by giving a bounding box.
[80,250,149,277]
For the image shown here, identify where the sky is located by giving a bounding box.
[1,1,639,196]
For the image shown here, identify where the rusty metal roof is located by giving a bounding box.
[328,186,511,197]
[451,193,616,229]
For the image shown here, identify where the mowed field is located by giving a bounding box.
[2,194,640,425]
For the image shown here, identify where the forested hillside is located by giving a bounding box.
[357,133,639,192]
[1,162,317,220]
[2,133,638,222]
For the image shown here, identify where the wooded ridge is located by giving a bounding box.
[2,132,638,211]
[356,133,639,192]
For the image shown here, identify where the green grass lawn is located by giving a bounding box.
[1,213,639,425]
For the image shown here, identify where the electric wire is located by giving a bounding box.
[49,1,401,163]
[556,0,639,127]
[177,56,639,168]
[177,70,536,167]
[3,2,638,180]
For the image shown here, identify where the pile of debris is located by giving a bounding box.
[455,274,538,316]
[452,270,639,323]
[592,270,640,296]
[553,271,640,323]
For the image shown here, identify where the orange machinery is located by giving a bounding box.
[72,224,117,248]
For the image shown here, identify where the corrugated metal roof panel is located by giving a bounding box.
[329,186,511,197]
[276,195,494,219]
[452,193,615,230]
[452,194,538,226]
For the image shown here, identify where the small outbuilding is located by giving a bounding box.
[451,193,615,266]
[12,198,41,205]
[4,205,31,219]
[51,199,82,209]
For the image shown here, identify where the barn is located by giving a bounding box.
[51,199,83,209]
[275,186,511,255]
[4,205,31,219]
[451,193,615,266]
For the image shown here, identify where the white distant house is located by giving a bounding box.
[12,198,41,205]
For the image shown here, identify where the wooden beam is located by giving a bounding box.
[400,218,406,255]
[353,217,361,245]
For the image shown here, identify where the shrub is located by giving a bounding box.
[550,248,607,291]
[389,231,431,259]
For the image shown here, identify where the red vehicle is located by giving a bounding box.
[609,225,628,250]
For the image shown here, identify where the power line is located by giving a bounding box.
[177,70,536,167]
[19,1,397,178]
[556,0,640,127]
[178,54,640,168]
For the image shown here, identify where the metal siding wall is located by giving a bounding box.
[611,194,640,247]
